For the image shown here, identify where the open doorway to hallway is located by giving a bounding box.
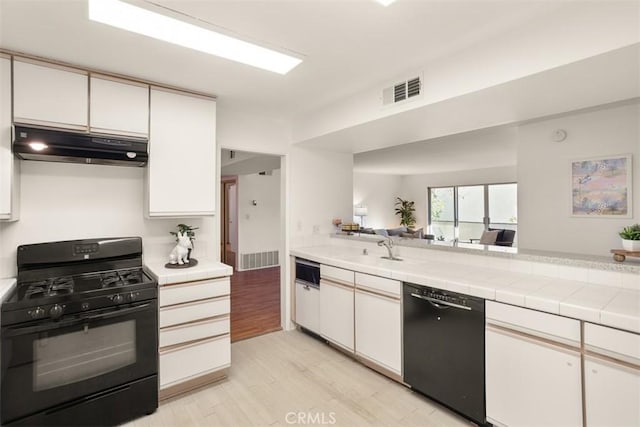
[221,149,282,342]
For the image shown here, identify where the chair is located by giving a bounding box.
[491,228,516,247]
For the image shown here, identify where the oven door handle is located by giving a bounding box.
[3,303,152,337]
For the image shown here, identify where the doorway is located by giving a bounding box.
[220,177,237,268]
[221,149,283,342]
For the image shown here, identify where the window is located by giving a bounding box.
[428,183,517,244]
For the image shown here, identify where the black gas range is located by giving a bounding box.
[1,237,158,426]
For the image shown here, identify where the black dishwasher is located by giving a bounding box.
[403,283,486,426]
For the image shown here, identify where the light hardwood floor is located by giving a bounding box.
[126,330,474,427]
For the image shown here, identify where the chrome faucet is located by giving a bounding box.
[378,237,402,261]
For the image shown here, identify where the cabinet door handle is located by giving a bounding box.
[304,285,310,291]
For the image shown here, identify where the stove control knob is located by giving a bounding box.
[49,304,64,320]
[127,292,137,302]
[112,294,124,304]
[30,307,45,319]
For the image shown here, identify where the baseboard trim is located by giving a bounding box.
[159,368,228,401]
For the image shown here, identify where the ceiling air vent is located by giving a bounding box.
[382,76,422,106]
[407,77,421,98]
[394,82,406,102]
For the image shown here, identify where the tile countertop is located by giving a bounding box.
[144,258,233,285]
[0,278,16,302]
[291,245,640,334]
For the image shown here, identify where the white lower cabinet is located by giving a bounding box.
[160,334,230,388]
[295,281,320,333]
[485,301,582,427]
[157,276,231,399]
[584,357,640,427]
[354,288,401,375]
[583,323,640,427]
[320,279,354,351]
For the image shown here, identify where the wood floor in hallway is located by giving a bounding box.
[125,330,474,427]
[230,265,281,342]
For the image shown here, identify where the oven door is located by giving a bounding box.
[1,301,158,424]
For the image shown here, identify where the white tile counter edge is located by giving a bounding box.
[291,246,640,334]
[0,278,16,303]
[144,258,232,285]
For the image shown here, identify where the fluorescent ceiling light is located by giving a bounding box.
[375,0,397,6]
[88,0,302,74]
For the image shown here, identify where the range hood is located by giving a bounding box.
[12,125,149,167]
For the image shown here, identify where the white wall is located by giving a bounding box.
[353,172,402,229]
[217,106,291,155]
[290,146,353,248]
[0,161,215,277]
[237,170,280,256]
[517,102,640,256]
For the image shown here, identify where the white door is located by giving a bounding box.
[295,281,319,334]
[354,289,401,374]
[90,76,149,137]
[584,356,640,427]
[486,326,583,427]
[319,280,354,351]
[13,60,88,129]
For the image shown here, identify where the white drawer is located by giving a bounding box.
[584,322,640,362]
[321,265,354,286]
[159,316,230,348]
[355,272,400,297]
[160,277,230,307]
[159,334,230,388]
[486,301,581,343]
[159,296,229,328]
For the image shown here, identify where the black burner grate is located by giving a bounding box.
[24,277,75,299]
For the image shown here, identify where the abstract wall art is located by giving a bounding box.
[571,155,632,217]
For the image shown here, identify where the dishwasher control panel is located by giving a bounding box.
[405,283,484,311]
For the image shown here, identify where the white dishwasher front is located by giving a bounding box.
[295,280,320,334]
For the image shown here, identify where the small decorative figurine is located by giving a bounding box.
[169,232,192,265]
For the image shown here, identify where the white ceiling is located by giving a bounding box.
[0,0,635,181]
[0,0,568,118]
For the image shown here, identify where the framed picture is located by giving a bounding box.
[571,154,632,217]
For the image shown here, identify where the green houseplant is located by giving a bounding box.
[170,224,199,258]
[619,224,640,252]
[394,197,416,228]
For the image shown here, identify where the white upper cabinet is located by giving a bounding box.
[90,76,149,137]
[0,56,19,221]
[13,60,88,130]
[147,88,216,217]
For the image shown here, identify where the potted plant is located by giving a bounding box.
[619,224,640,252]
[170,223,199,259]
[394,197,416,228]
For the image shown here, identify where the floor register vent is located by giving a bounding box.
[240,250,279,271]
[382,76,422,105]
